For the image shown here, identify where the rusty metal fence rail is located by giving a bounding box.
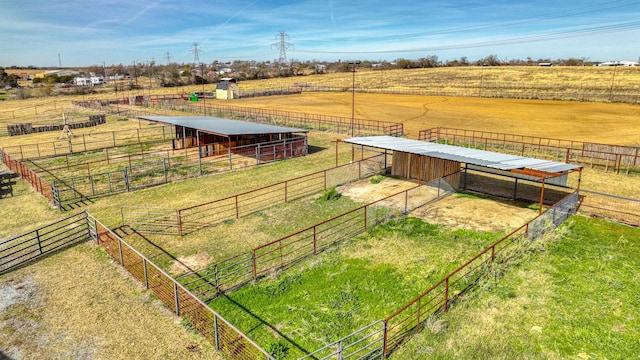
[177,176,456,301]
[176,155,386,235]
[0,212,89,273]
[419,127,640,173]
[1,150,55,204]
[382,190,579,355]
[87,212,274,359]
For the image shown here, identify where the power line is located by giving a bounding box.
[190,43,203,64]
[271,31,293,65]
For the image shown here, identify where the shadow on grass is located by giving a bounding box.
[218,294,312,357]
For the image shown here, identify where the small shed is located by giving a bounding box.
[138,115,308,160]
[216,78,239,100]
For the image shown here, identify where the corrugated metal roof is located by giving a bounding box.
[138,116,308,136]
[344,136,582,175]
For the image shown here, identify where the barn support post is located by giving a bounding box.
[539,178,546,214]
[256,143,261,165]
[384,149,388,173]
[196,130,202,176]
[183,126,187,158]
[463,164,468,190]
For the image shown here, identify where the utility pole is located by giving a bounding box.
[58,53,62,67]
[133,60,138,86]
[271,31,293,70]
[348,60,360,162]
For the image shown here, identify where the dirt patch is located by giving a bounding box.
[169,252,214,275]
[413,195,536,233]
[338,177,536,233]
[0,278,38,313]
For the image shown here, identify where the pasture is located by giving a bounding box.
[1,66,639,359]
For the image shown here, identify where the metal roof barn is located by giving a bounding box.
[344,135,582,212]
[344,136,581,175]
[139,116,308,137]
[138,115,308,163]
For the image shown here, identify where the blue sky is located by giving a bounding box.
[1,0,640,67]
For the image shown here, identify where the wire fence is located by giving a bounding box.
[382,190,579,355]
[419,127,640,174]
[1,149,55,204]
[86,212,275,359]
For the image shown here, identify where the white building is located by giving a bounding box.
[597,61,639,66]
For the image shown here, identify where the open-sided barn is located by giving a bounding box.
[344,135,583,210]
[138,115,309,161]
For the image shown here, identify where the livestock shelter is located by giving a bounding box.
[344,136,583,211]
[216,77,239,99]
[138,115,309,160]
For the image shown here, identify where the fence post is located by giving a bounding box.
[124,168,130,192]
[444,277,450,312]
[364,206,367,231]
[117,238,124,265]
[313,227,317,255]
[36,229,43,255]
[380,319,389,357]
[143,259,149,289]
[214,264,220,294]
[235,195,239,219]
[213,314,220,350]
[252,250,257,280]
[174,282,180,316]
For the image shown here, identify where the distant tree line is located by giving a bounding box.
[3,54,636,87]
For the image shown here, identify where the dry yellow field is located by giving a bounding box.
[233,93,640,144]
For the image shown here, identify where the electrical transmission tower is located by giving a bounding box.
[190,43,203,64]
[271,31,293,66]
[165,52,173,64]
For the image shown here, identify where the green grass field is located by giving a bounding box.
[209,217,502,359]
[392,216,640,359]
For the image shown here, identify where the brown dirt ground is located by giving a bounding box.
[338,177,536,233]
